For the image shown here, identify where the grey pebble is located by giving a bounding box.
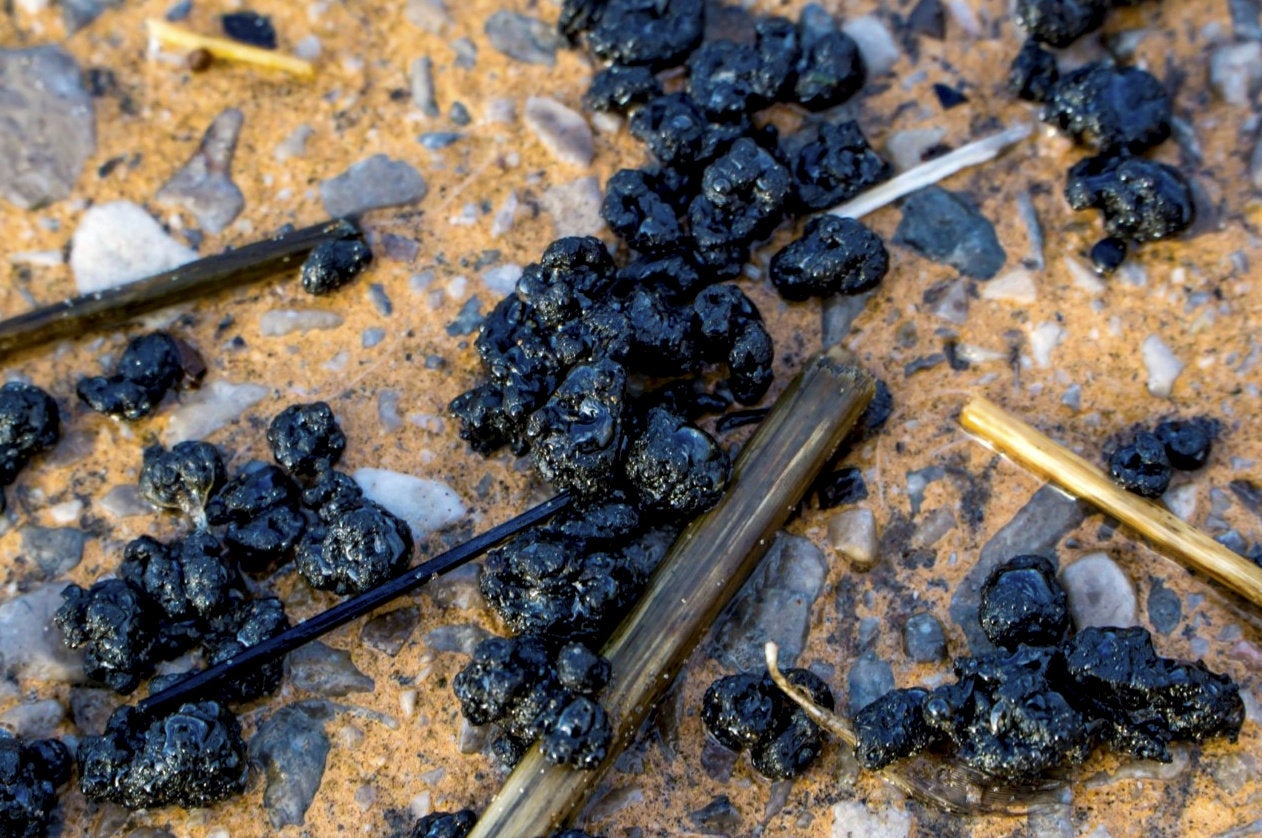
[949,485,1086,653]
[821,291,873,347]
[362,328,386,349]
[274,124,314,163]
[419,131,463,150]
[259,309,344,337]
[286,642,375,696]
[1229,479,1262,522]
[155,108,245,234]
[360,606,420,656]
[907,0,945,39]
[0,46,95,210]
[541,176,604,238]
[0,698,64,738]
[424,623,490,656]
[1061,552,1138,630]
[0,585,84,683]
[711,533,827,671]
[165,0,192,21]
[405,0,452,33]
[894,186,1006,280]
[452,37,478,69]
[377,389,402,431]
[449,102,471,126]
[378,234,418,263]
[457,717,490,754]
[368,282,393,315]
[700,736,738,783]
[249,705,331,828]
[847,650,895,715]
[903,612,947,663]
[1209,41,1262,106]
[928,278,970,325]
[410,57,440,118]
[446,296,483,336]
[70,686,119,736]
[1146,579,1182,635]
[689,795,741,834]
[484,11,560,66]
[321,154,427,217]
[1232,0,1262,40]
[20,525,87,579]
[524,97,594,167]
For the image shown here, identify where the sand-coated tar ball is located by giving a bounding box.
[585,0,705,69]
[76,332,186,420]
[300,236,372,296]
[0,733,71,838]
[203,596,290,702]
[410,810,476,838]
[623,407,730,518]
[702,672,780,752]
[1065,153,1194,242]
[1108,431,1172,498]
[0,381,59,488]
[77,702,248,810]
[1043,62,1171,153]
[138,441,226,516]
[790,120,891,212]
[119,532,237,624]
[583,64,663,113]
[267,401,347,478]
[1014,0,1108,47]
[978,554,1071,650]
[1008,38,1059,102]
[56,578,159,694]
[296,500,413,594]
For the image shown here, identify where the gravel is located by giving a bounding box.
[154,108,245,235]
[847,650,895,715]
[828,507,879,569]
[320,155,428,218]
[842,15,900,77]
[0,698,65,738]
[523,97,594,167]
[410,57,440,117]
[19,525,88,579]
[250,705,332,828]
[903,612,948,663]
[1210,41,1262,106]
[541,176,604,238]
[980,268,1038,304]
[286,642,375,696]
[405,0,451,34]
[830,799,913,838]
[352,467,466,539]
[1146,578,1182,635]
[1142,334,1184,398]
[70,201,197,294]
[259,309,345,336]
[484,11,560,65]
[0,586,85,683]
[893,186,1006,279]
[164,380,269,444]
[0,45,95,210]
[274,124,314,162]
[711,533,828,671]
[1060,552,1139,629]
[360,607,421,656]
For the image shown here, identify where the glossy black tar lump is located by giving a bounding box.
[301,234,373,295]
[77,331,194,420]
[851,555,1244,780]
[768,215,888,301]
[702,668,833,780]
[0,381,59,511]
[1065,153,1194,242]
[1042,63,1171,154]
[410,809,477,838]
[77,701,248,809]
[0,733,71,838]
[1108,430,1172,498]
[138,440,226,516]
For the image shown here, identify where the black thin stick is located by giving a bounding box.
[0,218,357,359]
[137,491,571,717]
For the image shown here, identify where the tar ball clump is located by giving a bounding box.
[205,464,307,570]
[789,120,891,212]
[77,702,248,809]
[623,407,730,517]
[583,64,663,113]
[138,440,226,517]
[77,331,198,420]
[0,733,72,838]
[300,235,373,296]
[0,381,59,513]
[1064,153,1194,242]
[848,555,1244,780]
[1042,63,1171,154]
[1008,39,1059,102]
[452,636,613,770]
[582,0,705,69]
[1014,0,1107,48]
[769,215,889,301]
[702,668,833,780]
[295,500,414,594]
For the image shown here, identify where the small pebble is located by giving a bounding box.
[1090,237,1127,275]
[221,11,276,49]
[320,155,428,218]
[903,613,947,663]
[249,705,331,829]
[352,467,465,539]
[1146,579,1181,635]
[154,109,246,234]
[259,309,345,337]
[828,507,878,569]
[523,97,594,167]
[405,0,451,34]
[484,11,559,65]
[70,201,197,293]
[410,57,440,117]
[893,187,1006,280]
[164,380,268,443]
[1060,552,1139,629]
[360,607,420,656]
[847,651,895,715]
[286,642,375,696]
[20,525,88,578]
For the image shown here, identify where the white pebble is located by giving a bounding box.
[842,16,900,77]
[827,507,879,570]
[70,201,197,294]
[489,191,519,237]
[258,309,344,337]
[981,268,1038,304]
[164,380,268,443]
[352,468,466,539]
[1061,552,1138,630]
[1028,321,1066,369]
[1162,483,1198,522]
[1142,334,1183,398]
[523,97,594,167]
[831,799,912,838]
[482,263,522,296]
[48,499,82,524]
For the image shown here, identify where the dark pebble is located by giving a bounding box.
[903,612,947,663]
[1146,578,1181,635]
[360,606,420,656]
[1090,237,1127,274]
[893,186,1006,279]
[933,82,968,108]
[221,12,277,49]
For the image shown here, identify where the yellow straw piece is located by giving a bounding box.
[960,396,1262,609]
[146,19,315,79]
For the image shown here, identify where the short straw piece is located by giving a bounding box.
[0,219,354,360]
[146,19,316,78]
[137,492,572,717]
[830,123,1034,220]
[960,396,1262,609]
[468,346,875,838]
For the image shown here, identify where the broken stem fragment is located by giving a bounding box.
[146,19,316,78]
[960,396,1262,609]
[830,124,1034,220]
[0,219,355,361]
[136,492,572,717]
[468,346,875,838]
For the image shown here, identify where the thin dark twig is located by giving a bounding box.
[137,491,571,717]
[0,218,358,360]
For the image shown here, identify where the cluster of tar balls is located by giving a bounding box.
[1008,0,1193,273]
[1108,416,1215,499]
[447,0,896,778]
[44,402,414,816]
[851,554,1243,780]
[409,809,600,838]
